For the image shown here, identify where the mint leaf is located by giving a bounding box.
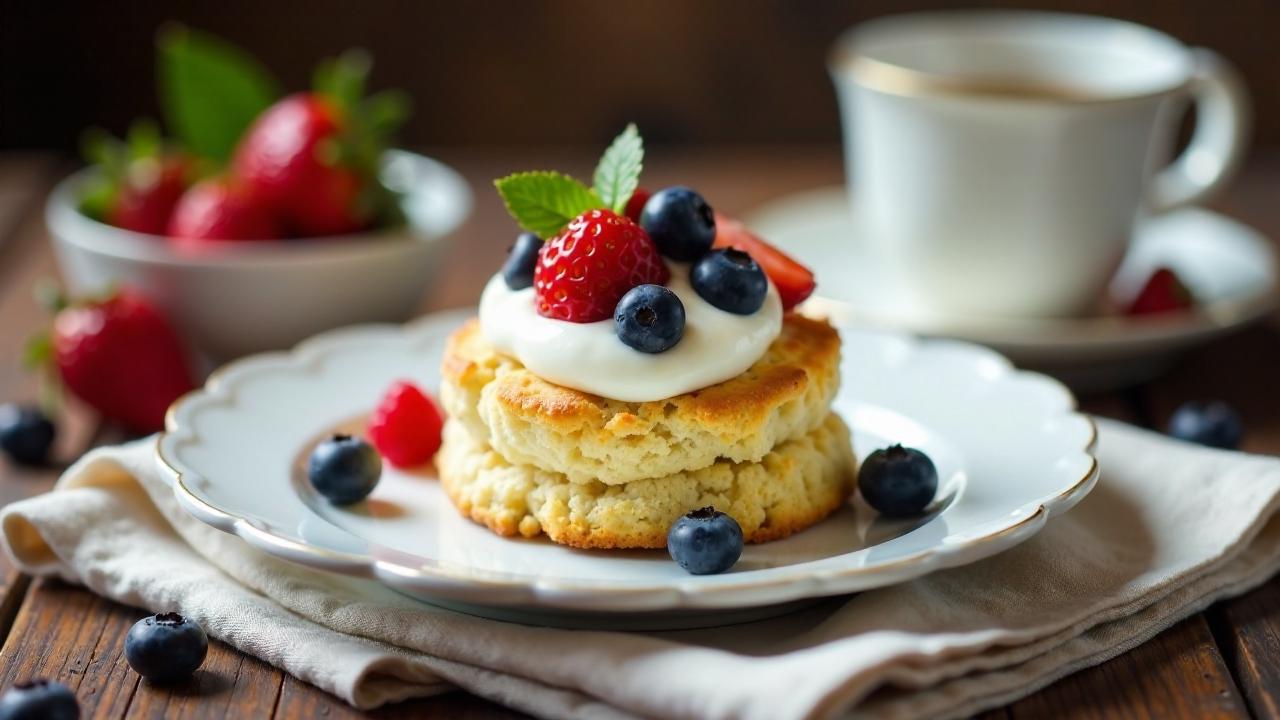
[494,172,602,238]
[593,123,643,214]
[158,24,280,162]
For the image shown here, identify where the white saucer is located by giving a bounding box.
[746,187,1278,390]
[158,310,1097,629]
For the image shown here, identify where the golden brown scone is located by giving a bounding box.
[436,412,856,549]
[440,314,840,484]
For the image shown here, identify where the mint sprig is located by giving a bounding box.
[593,123,643,215]
[158,24,280,163]
[494,172,602,239]
[495,125,647,237]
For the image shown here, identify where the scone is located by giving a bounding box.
[438,412,855,549]
[440,313,841,484]
[437,127,855,550]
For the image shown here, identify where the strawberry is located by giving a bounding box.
[35,289,196,433]
[167,177,281,243]
[713,213,816,310]
[534,209,670,322]
[232,52,408,237]
[368,381,444,467]
[1127,267,1194,316]
[79,122,194,235]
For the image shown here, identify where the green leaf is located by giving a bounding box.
[494,172,602,238]
[593,123,644,214]
[22,333,51,371]
[157,24,280,162]
[314,49,371,112]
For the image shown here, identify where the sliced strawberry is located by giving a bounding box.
[713,213,815,310]
[1127,267,1194,316]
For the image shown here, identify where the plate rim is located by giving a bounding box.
[157,310,1100,611]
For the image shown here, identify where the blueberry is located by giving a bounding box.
[124,612,208,683]
[859,445,938,517]
[667,507,743,575]
[0,404,55,466]
[308,434,382,504]
[1167,400,1243,450]
[690,248,768,315]
[502,232,543,290]
[614,284,685,353]
[0,679,78,720]
[639,186,716,261]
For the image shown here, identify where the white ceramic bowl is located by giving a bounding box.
[47,150,472,361]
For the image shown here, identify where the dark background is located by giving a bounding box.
[2,0,1278,151]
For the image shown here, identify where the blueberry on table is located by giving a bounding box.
[640,186,716,261]
[1167,400,1243,450]
[615,284,686,353]
[0,404,55,466]
[859,445,938,518]
[308,434,383,504]
[691,248,769,315]
[502,231,543,291]
[667,507,744,575]
[125,612,209,683]
[0,679,79,720]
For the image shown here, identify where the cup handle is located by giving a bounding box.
[1150,48,1250,212]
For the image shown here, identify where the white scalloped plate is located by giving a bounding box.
[157,309,1098,628]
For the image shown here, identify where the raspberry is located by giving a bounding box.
[367,381,444,468]
[534,209,670,322]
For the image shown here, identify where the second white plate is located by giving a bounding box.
[158,309,1097,628]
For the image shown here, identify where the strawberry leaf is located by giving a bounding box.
[158,24,280,163]
[314,49,371,113]
[593,123,644,215]
[494,172,602,239]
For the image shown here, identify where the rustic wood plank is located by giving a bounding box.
[1003,616,1248,719]
[1209,583,1280,720]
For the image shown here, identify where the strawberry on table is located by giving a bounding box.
[713,213,816,310]
[30,288,196,434]
[1127,267,1195,316]
[167,177,280,243]
[79,122,194,236]
[232,51,407,237]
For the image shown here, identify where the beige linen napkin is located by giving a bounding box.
[2,417,1279,720]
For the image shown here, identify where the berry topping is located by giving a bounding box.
[624,187,651,223]
[640,186,716,261]
[308,434,382,504]
[714,213,815,310]
[667,507,744,575]
[691,248,769,315]
[0,405,55,467]
[614,284,685,354]
[502,232,543,291]
[534,209,669,323]
[0,679,79,720]
[1168,400,1243,450]
[368,381,444,467]
[859,445,938,517]
[1127,267,1194,316]
[124,612,209,683]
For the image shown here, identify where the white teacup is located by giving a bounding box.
[830,11,1249,318]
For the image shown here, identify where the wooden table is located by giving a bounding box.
[0,147,1278,719]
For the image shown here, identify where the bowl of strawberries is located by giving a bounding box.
[46,28,471,360]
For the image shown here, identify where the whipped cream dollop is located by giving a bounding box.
[478,262,783,402]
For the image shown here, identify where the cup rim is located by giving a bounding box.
[829,10,1194,105]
